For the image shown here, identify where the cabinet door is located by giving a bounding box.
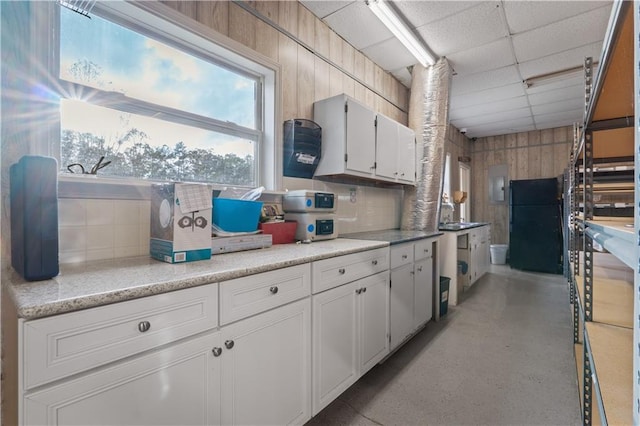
[374,114,398,180]
[413,257,433,330]
[312,282,358,415]
[359,271,390,374]
[390,264,414,350]
[345,99,376,175]
[221,298,311,426]
[396,124,415,184]
[24,332,221,426]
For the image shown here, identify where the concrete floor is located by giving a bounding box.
[307,265,581,426]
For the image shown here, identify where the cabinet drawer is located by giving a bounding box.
[414,239,434,261]
[220,263,311,325]
[23,283,218,390]
[390,243,413,269]
[312,247,389,294]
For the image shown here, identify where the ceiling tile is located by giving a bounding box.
[450,96,530,120]
[323,1,392,50]
[512,6,611,63]
[468,116,535,134]
[447,38,515,76]
[451,106,531,128]
[394,1,478,28]
[531,98,584,116]
[504,1,611,34]
[518,42,603,80]
[390,67,412,88]
[415,2,507,57]
[362,38,416,71]
[299,1,355,19]
[451,65,521,96]
[527,83,583,106]
[534,109,583,126]
[450,82,527,110]
[470,124,536,138]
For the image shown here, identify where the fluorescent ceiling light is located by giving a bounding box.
[524,63,598,88]
[366,0,435,67]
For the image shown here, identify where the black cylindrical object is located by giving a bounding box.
[11,155,59,280]
[283,119,321,179]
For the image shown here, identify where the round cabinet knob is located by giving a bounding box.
[269,286,279,294]
[402,254,408,259]
[212,347,222,357]
[224,340,235,350]
[137,321,151,333]
[338,268,346,275]
[362,287,367,293]
[372,260,378,266]
[417,266,423,272]
[356,288,362,294]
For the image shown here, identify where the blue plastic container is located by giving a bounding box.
[213,198,263,232]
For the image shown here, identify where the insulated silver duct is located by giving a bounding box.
[401,58,452,231]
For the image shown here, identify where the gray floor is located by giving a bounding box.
[307,265,581,426]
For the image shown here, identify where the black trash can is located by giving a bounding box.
[440,276,450,317]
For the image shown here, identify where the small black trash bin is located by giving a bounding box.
[439,276,450,317]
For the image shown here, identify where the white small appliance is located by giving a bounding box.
[283,190,336,213]
[283,212,337,241]
[283,190,337,241]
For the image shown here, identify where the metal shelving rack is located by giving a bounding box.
[566,1,637,424]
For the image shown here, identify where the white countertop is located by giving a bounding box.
[7,239,388,320]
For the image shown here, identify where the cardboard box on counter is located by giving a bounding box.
[150,183,212,263]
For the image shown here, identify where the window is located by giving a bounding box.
[51,2,276,188]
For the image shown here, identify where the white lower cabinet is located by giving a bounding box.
[390,239,436,351]
[390,263,414,350]
[413,257,433,330]
[220,298,311,426]
[24,298,312,426]
[24,331,222,425]
[312,271,389,415]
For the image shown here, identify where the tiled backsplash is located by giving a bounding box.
[58,181,403,264]
[58,199,151,264]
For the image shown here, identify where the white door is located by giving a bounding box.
[312,282,358,415]
[358,271,390,374]
[413,257,433,330]
[220,298,311,426]
[390,264,415,350]
[396,124,416,183]
[345,99,376,175]
[374,114,398,180]
[24,332,222,426]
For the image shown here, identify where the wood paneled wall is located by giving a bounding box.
[161,1,410,125]
[445,124,472,222]
[470,126,572,244]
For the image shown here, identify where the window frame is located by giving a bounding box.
[35,1,281,198]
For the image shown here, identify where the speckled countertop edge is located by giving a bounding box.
[340,230,443,245]
[438,222,491,232]
[7,239,389,320]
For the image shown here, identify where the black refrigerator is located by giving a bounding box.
[509,178,563,274]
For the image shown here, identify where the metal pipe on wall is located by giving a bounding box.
[401,58,452,231]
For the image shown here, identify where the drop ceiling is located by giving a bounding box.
[300,0,613,138]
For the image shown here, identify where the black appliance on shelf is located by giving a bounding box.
[509,177,563,274]
[283,119,321,179]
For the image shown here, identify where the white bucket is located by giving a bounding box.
[490,244,508,265]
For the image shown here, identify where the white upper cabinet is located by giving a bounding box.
[396,122,416,184]
[313,95,376,178]
[313,94,415,185]
[375,114,416,184]
[374,113,398,180]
